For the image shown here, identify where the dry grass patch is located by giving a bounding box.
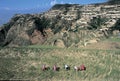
[0,47,120,81]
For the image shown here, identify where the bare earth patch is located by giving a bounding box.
[83,41,120,50]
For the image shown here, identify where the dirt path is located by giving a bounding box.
[83,41,120,50]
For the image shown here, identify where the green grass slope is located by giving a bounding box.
[0,46,120,81]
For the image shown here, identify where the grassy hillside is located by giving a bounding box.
[0,43,120,81]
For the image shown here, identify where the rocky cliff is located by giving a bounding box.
[0,3,120,47]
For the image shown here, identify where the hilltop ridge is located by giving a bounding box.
[0,3,120,47]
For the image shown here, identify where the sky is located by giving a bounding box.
[0,0,107,10]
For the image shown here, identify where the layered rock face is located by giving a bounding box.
[0,3,120,47]
[44,4,120,28]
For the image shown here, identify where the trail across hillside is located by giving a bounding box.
[83,41,120,50]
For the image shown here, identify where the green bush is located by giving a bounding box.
[88,16,108,30]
